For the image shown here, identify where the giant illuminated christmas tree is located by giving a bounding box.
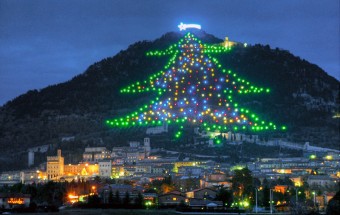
[106,32,285,137]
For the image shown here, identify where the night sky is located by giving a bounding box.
[0,0,339,105]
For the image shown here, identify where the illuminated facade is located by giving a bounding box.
[111,165,125,178]
[47,149,64,180]
[83,147,111,162]
[64,164,79,176]
[274,185,289,194]
[146,122,168,134]
[173,161,203,173]
[111,137,151,163]
[0,193,30,209]
[135,164,152,174]
[200,173,231,188]
[221,37,237,48]
[307,175,336,188]
[158,191,187,206]
[99,160,112,178]
[64,163,99,177]
[186,187,217,199]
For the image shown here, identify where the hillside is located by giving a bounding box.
[0,31,339,170]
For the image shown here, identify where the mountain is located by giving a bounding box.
[0,31,339,170]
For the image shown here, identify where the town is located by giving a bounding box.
[0,131,339,214]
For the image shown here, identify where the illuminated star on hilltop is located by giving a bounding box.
[178,22,202,31]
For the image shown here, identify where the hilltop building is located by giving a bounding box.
[221,37,238,48]
[146,122,168,134]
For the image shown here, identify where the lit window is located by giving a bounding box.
[173,197,177,201]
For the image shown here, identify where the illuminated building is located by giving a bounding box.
[290,176,303,187]
[273,185,289,194]
[79,163,99,176]
[47,149,64,180]
[146,121,168,134]
[99,160,112,178]
[200,173,231,189]
[144,137,151,157]
[0,170,46,185]
[83,147,111,162]
[126,151,140,164]
[111,137,151,163]
[158,191,187,206]
[274,169,292,174]
[186,187,217,199]
[173,161,203,173]
[63,163,99,181]
[135,164,152,174]
[0,193,30,209]
[151,166,166,174]
[254,157,312,175]
[64,164,79,176]
[307,175,337,188]
[98,184,143,203]
[178,166,203,176]
[221,37,238,49]
[111,165,125,178]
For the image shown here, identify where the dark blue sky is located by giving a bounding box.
[0,0,339,105]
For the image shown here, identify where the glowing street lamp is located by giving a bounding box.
[270,189,274,214]
[92,186,96,194]
[295,188,302,203]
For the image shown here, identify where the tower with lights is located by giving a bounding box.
[106,25,285,138]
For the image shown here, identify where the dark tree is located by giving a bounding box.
[262,186,270,208]
[114,190,121,205]
[123,191,130,207]
[108,188,114,204]
[253,177,261,188]
[88,194,101,206]
[215,188,233,208]
[134,192,144,208]
[327,191,340,215]
[232,167,253,198]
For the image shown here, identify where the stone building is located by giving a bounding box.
[46,149,64,180]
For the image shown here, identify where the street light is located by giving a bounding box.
[255,187,258,213]
[92,186,96,194]
[270,189,273,214]
[312,191,316,207]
